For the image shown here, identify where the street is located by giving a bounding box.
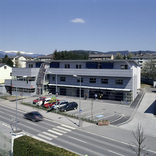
[0,100,156,156]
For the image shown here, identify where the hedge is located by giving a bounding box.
[13,135,79,156]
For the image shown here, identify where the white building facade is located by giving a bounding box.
[5,60,140,103]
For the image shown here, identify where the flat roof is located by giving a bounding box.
[25,59,139,66]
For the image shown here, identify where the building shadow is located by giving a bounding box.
[144,100,156,115]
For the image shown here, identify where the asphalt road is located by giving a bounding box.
[0,104,156,156]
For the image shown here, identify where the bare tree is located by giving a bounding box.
[130,124,148,156]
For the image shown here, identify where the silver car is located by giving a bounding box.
[52,100,69,110]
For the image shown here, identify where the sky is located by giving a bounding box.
[1,0,156,55]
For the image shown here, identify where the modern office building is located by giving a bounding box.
[5,59,140,102]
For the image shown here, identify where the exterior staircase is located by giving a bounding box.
[36,63,49,95]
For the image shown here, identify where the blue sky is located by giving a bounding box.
[1,0,156,55]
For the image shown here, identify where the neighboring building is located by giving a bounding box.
[37,55,53,61]
[5,60,140,102]
[131,53,156,68]
[0,64,12,84]
[89,54,114,60]
[9,55,27,68]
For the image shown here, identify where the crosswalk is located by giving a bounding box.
[34,124,76,141]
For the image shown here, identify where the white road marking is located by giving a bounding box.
[68,136,87,143]
[32,136,49,143]
[61,124,76,129]
[48,129,63,135]
[2,123,10,128]
[52,128,67,133]
[57,126,71,132]
[107,149,125,156]
[37,133,53,140]
[42,131,58,138]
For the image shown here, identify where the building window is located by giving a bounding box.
[4,66,7,69]
[101,78,108,84]
[29,64,33,68]
[10,72,12,76]
[60,77,66,81]
[65,64,70,68]
[121,65,125,69]
[90,78,96,83]
[98,63,102,69]
[52,77,55,81]
[76,64,82,69]
[115,79,123,85]
[77,77,83,83]
[121,65,128,69]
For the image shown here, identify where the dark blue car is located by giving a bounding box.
[24,111,43,122]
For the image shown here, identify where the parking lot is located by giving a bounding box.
[23,94,134,124]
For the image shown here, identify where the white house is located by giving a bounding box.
[10,55,27,68]
[0,63,12,84]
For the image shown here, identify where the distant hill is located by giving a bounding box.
[1,49,156,59]
[51,50,156,56]
[104,50,156,55]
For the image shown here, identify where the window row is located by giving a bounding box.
[12,87,35,93]
[52,76,123,85]
[30,62,129,70]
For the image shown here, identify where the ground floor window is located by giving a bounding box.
[48,86,132,102]
[12,87,35,93]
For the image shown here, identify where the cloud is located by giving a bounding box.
[71,18,85,24]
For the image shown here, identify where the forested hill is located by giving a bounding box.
[52,49,156,60]
[53,50,90,60]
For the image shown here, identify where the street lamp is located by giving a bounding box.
[73,74,82,127]
[15,75,27,131]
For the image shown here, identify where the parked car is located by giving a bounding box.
[41,98,52,106]
[52,100,69,110]
[44,99,60,108]
[33,97,46,106]
[24,111,43,122]
[59,102,78,112]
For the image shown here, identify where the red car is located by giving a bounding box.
[44,99,60,108]
[33,97,46,106]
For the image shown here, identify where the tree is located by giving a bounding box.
[127,52,133,59]
[115,53,123,59]
[17,51,21,56]
[2,54,13,67]
[130,124,148,156]
[141,60,156,80]
[53,50,89,60]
